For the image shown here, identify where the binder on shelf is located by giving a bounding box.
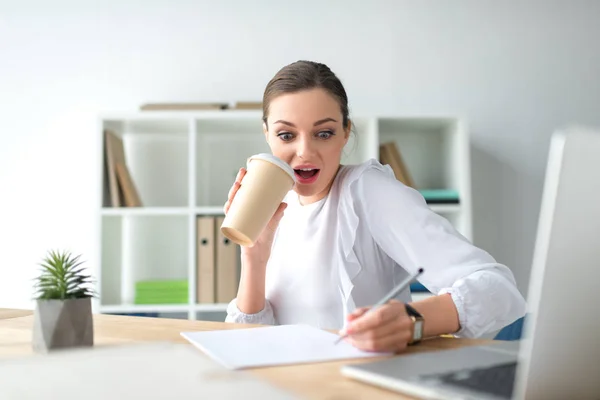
[196,216,216,304]
[215,216,239,304]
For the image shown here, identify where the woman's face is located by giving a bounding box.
[264,88,350,204]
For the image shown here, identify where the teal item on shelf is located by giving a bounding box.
[418,189,459,204]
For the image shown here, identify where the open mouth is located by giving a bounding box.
[294,168,320,183]
[294,168,319,179]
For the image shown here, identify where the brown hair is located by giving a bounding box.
[262,60,350,130]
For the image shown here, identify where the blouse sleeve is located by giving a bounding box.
[352,167,527,338]
[225,298,276,325]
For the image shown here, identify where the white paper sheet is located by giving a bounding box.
[181,324,390,370]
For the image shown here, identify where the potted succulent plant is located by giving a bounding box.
[32,250,96,353]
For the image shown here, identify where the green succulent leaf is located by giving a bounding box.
[33,250,97,300]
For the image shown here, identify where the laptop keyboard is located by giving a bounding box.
[426,361,517,399]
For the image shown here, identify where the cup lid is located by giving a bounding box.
[247,153,296,183]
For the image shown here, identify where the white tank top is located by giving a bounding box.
[264,190,344,330]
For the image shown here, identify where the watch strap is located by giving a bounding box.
[404,303,422,318]
[404,303,424,345]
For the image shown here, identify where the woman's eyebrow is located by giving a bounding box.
[314,118,337,126]
[273,120,295,127]
[272,117,337,128]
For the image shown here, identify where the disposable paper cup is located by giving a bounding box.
[221,153,296,246]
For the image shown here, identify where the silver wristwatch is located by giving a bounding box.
[405,303,424,345]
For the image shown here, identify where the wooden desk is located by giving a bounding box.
[0,310,491,400]
[0,308,33,320]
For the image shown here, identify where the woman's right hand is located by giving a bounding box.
[224,167,287,262]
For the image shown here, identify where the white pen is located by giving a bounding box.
[334,268,425,345]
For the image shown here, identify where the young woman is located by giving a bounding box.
[224,60,526,353]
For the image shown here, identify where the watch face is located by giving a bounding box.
[414,321,423,340]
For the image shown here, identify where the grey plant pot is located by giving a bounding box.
[32,297,94,353]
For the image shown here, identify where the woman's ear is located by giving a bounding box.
[344,120,352,144]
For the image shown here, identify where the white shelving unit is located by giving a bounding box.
[96,111,471,319]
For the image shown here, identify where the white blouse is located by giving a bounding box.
[226,159,527,338]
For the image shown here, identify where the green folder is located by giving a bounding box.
[135,287,188,294]
[134,279,189,304]
[134,297,188,305]
[135,279,188,291]
[134,290,188,296]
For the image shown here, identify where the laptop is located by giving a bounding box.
[341,126,600,400]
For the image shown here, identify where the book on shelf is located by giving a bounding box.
[115,163,142,207]
[379,142,416,188]
[104,129,143,207]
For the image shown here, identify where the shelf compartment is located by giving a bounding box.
[124,134,189,207]
[102,118,190,208]
[100,215,189,307]
[378,117,467,195]
[195,119,271,207]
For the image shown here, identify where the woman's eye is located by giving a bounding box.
[317,130,334,139]
[277,132,294,141]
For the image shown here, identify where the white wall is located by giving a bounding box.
[1,0,599,308]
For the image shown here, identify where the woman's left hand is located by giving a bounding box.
[340,300,414,353]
